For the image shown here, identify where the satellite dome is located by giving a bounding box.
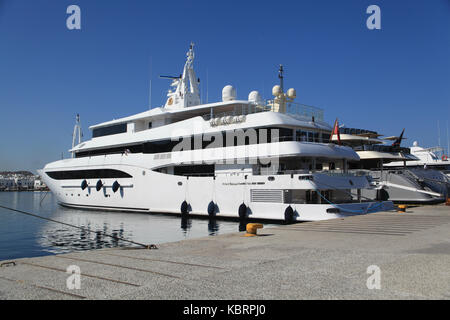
[287,88,296,99]
[413,141,418,147]
[248,91,262,104]
[272,85,282,97]
[222,85,236,102]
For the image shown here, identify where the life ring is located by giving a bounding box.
[442,155,448,161]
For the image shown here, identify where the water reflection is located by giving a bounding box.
[40,222,132,254]
[180,215,192,233]
[239,219,248,232]
[180,216,222,236]
[0,192,276,260]
[208,218,219,235]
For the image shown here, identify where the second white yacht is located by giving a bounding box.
[385,141,450,178]
[332,125,448,203]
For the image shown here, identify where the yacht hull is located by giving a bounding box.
[39,160,394,222]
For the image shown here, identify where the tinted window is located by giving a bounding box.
[46,169,132,180]
[92,124,127,138]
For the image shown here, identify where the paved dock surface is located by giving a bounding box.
[1,205,450,299]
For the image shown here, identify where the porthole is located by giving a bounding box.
[268,176,275,181]
[178,182,183,186]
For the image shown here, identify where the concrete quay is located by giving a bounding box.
[1,205,449,300]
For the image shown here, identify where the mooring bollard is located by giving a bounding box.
[245,223,263,237]
[397,205,407,213]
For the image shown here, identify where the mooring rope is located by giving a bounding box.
[0,204,156,249]
[39,191,49,206]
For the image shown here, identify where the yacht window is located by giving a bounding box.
[46,169,132,180]
[313,132,320,143]
[76,144,143,157]
[76,126,296,159]
[173,165,214,177]
[296,130,307,142]
[92,123,127,138]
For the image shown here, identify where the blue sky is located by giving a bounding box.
[0,0,449,173]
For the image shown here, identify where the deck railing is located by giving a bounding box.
[202,101,324,122]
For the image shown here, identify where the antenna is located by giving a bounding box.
[278,64,284,92]
[149,56,152,109]
[438,120,441,148]
[206,68,209,104]
[447,120,449,156]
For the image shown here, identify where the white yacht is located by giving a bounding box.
[385,141,450,178]
[39,45,393,222]
[332,126,448,203]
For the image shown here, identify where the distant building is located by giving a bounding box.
[0,172,47,191]
[0,177,15,190]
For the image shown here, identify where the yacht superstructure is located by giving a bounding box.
[39,45,393,222]
[331,126,448,203]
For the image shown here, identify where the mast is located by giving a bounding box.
[278,64,284,92]
[71,114,82,158]
[162,43,201,109]
[270,65,296,114]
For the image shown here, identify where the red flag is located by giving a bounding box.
[331,118,341,145]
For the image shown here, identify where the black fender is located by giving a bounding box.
[207,201,216,216]
[238,203,247,219]
[181,200,189,215]
[284,206,294,224]
[96,180,103,192]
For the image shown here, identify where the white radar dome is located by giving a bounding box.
[222,85,236,102]
[248,91,263,104]
[287,88,296,99]
[413,141,418,147]
[272,85,282,97]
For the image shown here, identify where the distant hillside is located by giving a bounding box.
[0,171,34,176]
